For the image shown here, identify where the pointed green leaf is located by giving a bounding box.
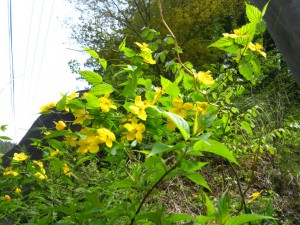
[156,108,190,140]
[111,179,136,189]
[261,1,270,17]
[79,70,103,85]
[119,38,126,51]
[90,83,113,96]
[204,193,216,216]
[208,37,234,48]
[246,2,262,23]
[165,82,180,97]
[0,136,12,141]
[99,58,107,70]
[163,213,194,225]
[241,121,253,136]
[225,214,275,225]
[185,172,211,191]
[193,139,238,165]
[84,47,99,59]
[124,47,137,57]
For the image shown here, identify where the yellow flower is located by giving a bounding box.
[14,187,22,194]
[195,70,215,86]
[151,87,165,104]
[142,56,156,64]
[3,167,19,176]
[169,98,194,118]
[167,98,194,131]
[72,109,94,125]
[97,128,116,147]
[50,149,60,157]
[56,120,66,131]
[33,160,45,173]
[63,164,71,177]
[66,135,77,147]
[248,190,263,203]
[135,42,153,53]
[194,102,208,115]
[33,160,47,179]
[64,92,80,111]
[77,129,101,155]
[34,172,47,180]
[99,93,117,113]
[223,28,250,39]
[68,92,79,100]
[123,118,146,144]
[44,131,51,136]
[193,194,199,200]
[4,195,11,201]
[247,42,266,58]
[129,96,149,121]
[40,102,56,112]
[13,152,28,161]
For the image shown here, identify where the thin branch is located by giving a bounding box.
[156,0,209,102]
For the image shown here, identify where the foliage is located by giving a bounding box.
[0,2,287,224]
[67,0,245,73]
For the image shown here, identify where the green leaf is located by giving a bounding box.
[56,94,67,111]
[47,139,63,150]
[79,70,103,85]
[204,193,216,216]
[84,47,99,59]
[119,38,126,51]
[225,214,275,225]
[164,36,175,45]
[111,179,136,189]
[193,139,238,165]
[0,135,12,141]
[163,213,194,225]
[246,2,262,24]
[90,83,114,96]
[160,76,172,87]
[208,37,234,48]
[156,108,190,140]
[124,47,137,57]
[49,206,75,215]
[37,215,51,225]
[165,82,180,97]
[122,72,137,98]
[240,121,253,135]
[149,142,172,157]
[99,58,107,70]
[239,61,253,82]
[0,124,8,132]
[184,172,211,191]
[183,71,194,90]
[149,142,185,157]
[261,1,270,17]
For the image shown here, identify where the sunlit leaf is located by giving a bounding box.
[193,139,238,165]
[79,70,103,85]
[90,83,114,96]
[225,214,275,225]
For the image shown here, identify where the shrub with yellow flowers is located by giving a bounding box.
[0,2,277,224]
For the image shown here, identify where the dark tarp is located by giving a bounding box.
[251,0,300,85]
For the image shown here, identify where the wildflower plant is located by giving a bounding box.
[0,2,278,225]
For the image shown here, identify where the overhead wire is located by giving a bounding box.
[22,0,35,101]
[33,0,56,105]
[26,0,45,112]
[7,0,16,135]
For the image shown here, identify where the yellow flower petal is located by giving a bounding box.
[56,120,66,131]
[13,152,28,161]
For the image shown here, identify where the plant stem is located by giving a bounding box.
[129,162,179,225]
